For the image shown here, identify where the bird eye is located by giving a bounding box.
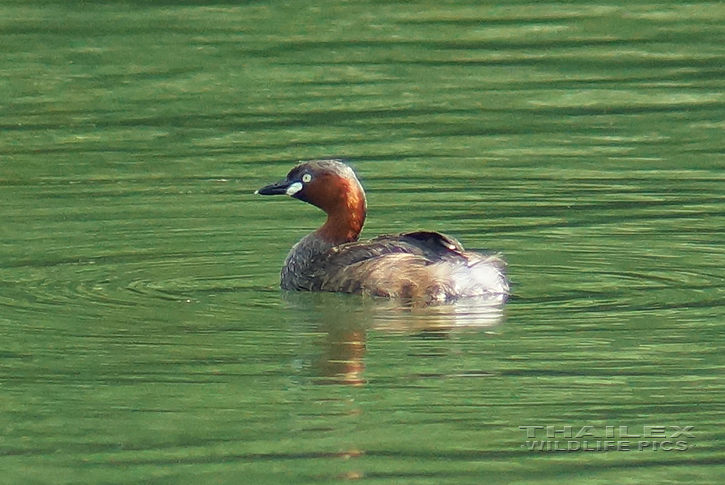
[302,173,312,183]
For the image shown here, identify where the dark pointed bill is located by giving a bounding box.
[255,180,290,196]
[255,178,304,196]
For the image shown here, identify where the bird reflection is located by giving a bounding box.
[283,292,506,386]
[315,319,367,386]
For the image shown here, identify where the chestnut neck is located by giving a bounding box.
[314,177,367,245]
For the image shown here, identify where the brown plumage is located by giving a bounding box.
[256,159,508,302]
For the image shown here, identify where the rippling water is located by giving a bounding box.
[2,1,724,484]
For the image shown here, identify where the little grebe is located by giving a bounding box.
[256,159,508,302]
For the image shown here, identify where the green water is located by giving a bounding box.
[2,1,724,483]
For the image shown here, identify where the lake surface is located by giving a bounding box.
[2,1,724,483]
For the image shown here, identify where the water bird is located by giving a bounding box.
[256,159,508,302]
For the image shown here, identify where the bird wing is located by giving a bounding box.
[295,231,497,299]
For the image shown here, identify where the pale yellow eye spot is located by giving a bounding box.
[302,173,312,183]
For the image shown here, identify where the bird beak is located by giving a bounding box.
[255,179,303,197]
[255,179,290,196]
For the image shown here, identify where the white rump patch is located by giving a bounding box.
[286,182,303,196]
